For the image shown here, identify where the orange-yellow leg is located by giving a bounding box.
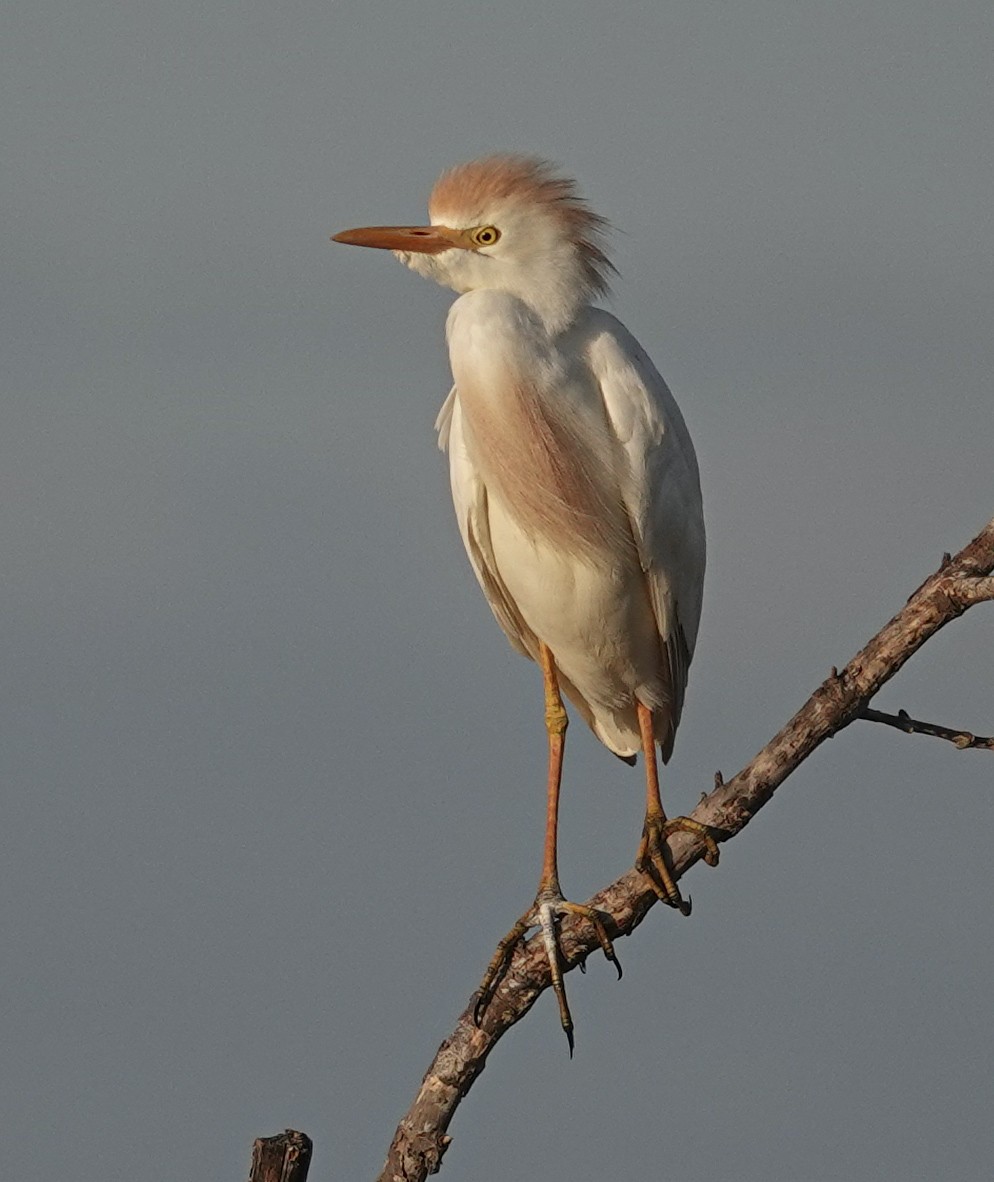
[635,701,720,915]
[474,643,621,1054]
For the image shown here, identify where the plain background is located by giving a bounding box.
[3,2,993,1179]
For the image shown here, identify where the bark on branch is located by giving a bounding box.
[376,516,994,1182]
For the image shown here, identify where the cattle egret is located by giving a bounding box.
[333,155,718,1051]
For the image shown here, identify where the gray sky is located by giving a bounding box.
[3,2,993,1179]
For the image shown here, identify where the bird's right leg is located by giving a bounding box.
[473,643,621,1053]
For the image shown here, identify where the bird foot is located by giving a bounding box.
[636,813,720,915]
[473,889,621,1055]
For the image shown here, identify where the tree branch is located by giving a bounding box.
[249,1130,312,1182]
[858,706,994,750]
[376,517,994,1182]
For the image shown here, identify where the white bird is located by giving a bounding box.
[333,155,717,1050]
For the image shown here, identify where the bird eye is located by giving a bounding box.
[471,225,501,247]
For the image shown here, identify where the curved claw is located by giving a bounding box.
[644,876,691,917]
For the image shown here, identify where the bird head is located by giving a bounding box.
[333,155,614,333]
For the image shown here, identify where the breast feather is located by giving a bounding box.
[448,306,632,563]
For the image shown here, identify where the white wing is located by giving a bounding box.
[586,310,706,748]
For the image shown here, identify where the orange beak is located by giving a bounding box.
[331,224,465,254]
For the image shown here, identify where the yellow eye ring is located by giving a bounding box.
[470,225,501,247]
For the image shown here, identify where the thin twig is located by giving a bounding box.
[859,706,994,750]
[376,517,994,1182]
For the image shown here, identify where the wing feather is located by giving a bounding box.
[586,311,706,750]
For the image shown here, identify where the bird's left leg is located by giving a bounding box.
[635,701,720,915]
[474,643,621,1052]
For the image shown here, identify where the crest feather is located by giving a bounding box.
[429,154,615,296]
